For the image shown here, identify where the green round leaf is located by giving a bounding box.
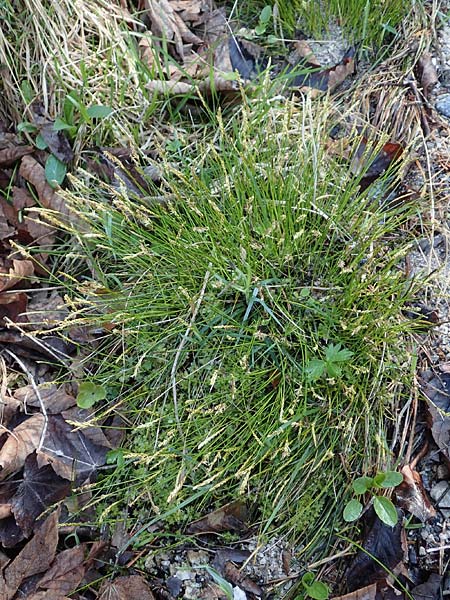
[352,476,373,495]
[305,582,329,600]
[86,104,113,119]
[260,5,272,23]
[373,472,386,487]
[379,471,403,488]
[35,133,48,150]
[302,573,315,587]
[45,154,67,188]
[373,496,398,526]
[77,382,107,409]
[343,499,363,522]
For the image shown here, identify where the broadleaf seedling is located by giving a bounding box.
[344,470,403,527]
[255,5,272,35]
[305,343,354,381]
[295,573,330,600]
[77,381,107,409]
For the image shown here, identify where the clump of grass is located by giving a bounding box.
[50,94,420,555]
[0,0,159,148]
[230,0,410,49]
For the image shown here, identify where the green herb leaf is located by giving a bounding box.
[259,5,272,23]
[343,499,363,522]
[86,104,113,119]
[379,471,403,488]
[305,359,325,381]
[325,362,342,378]
[17,121,38,133]
[352,476,373,495]
[255,23,266,35]
[325,343,353,363]
[302,573,315,587]
[305,582,330,600]
[374,496,398,526]
[35,133,48,150]
[45,155,67,188]
[54,117,75,132]
[373,472,386,487]
[77,382,107,409]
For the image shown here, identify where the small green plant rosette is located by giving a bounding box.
[301,573,330,600]
[343,498,363,522]
[352,476,374,495]
[77,382,107,409]
[373,496,398,526]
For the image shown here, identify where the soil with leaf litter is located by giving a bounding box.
[1,0,450,599]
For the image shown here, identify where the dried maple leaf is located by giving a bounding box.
[36,544,86,595]
[36,541,105,595]
[10,453,71,537]
[0,413,45,480]
[0,508,59,600]
[0,258,34,292]
[38,414,109,483]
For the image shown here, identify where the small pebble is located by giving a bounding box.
[435,94,450,118]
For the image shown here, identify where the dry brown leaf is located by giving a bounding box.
[0,291,28,323]
[27,593,71,600]
[0,205,15,240]
[0,504,12,519]
[0,508,59,600]
[419,52,438,97]
[14,383,76,414]
[19,155,69,216]
[0,145,33,168]
[223,561,263,597]
[12,185,35,211]
[289,40,321,66]
[145,0,202,61]
[0,414,45,480]
[333,583,378,600]
[0,259,34,292]
[99,575,155,600]
[395,464,436,522]
[36,544,86,595]
[187,500,248,534]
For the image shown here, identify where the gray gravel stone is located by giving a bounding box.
[435,94,450,118]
